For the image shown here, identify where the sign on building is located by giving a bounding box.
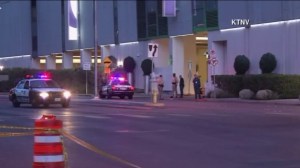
[148,43,159,58]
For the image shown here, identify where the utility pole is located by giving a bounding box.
[94,0,98,98]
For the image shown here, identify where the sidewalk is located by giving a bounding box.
[73,92,300,106]
[1,92,299,106]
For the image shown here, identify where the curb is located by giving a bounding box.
[144,102,165,107]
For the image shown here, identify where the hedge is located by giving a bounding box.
[0,68,95,94]
[215,74,300,99]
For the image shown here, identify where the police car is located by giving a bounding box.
[9,74,71,108]
[99,77,134,99]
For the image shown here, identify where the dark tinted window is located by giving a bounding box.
[30,80,60,88]
[111,80,130,85]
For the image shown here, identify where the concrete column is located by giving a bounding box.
[46,55,56,70]
[101,46,111,60]
[80,49,92,69]
[63,52,73,69]
[30,57,40,69]
[171,35,198,95]
[183,35,197,95]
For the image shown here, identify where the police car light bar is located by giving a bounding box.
[110,77,125,81]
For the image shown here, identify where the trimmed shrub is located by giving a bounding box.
[123,56,136,73]
[0,68,95,94]
[234,55,250,75]
[141,59,153,76]
[214,75,243,97]
[215,74,300,99]
[259,52,277,74]
[239,89,254,99]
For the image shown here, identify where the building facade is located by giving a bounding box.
[1,1,299,94]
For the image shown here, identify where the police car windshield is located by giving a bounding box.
[30,80,60,88]
[111,80,130,85]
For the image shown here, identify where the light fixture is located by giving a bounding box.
[196,37,208,41]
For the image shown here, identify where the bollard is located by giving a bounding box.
[33,114,65,168]
[152,90,158,104]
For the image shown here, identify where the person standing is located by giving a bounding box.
[171,73,178,98]
[193,74,201,100]
[157,75,164,100]
[179,75,184,98]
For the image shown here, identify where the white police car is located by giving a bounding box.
[99,77,134,99]
[9,74,71,108]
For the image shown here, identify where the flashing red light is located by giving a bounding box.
[39,74,48,79]
[110,77,125,81]
[25,74,33,79]
[130,86,134,90]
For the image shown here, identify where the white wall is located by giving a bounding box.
[208,19,300,77]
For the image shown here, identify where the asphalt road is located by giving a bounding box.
[0,95,300,168]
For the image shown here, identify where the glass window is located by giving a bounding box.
[16,81,25,89]
[30,80,60,88]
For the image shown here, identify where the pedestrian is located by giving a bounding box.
[171,73,178,98]
[157,75,164,100]
[179,75,184,98]
[193,74,201,100]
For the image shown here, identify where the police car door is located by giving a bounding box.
[22,81,30,102]
[14,80,26,102]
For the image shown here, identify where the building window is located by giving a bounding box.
[192,0,218,32]
[137,0,168,39]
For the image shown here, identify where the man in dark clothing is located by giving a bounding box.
[179,75,184,98]
[193,74,201,99]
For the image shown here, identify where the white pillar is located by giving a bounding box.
[31,57,40,69]
[183,36,197,95]
[101,46,111,60]
[46,55,56,70]
[63,52,73,69]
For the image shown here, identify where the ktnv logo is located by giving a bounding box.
[231,19,250,27]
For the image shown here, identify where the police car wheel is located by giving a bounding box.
[43,103,49,108]
[99,92,106,98]
[62,102,69,108]
[107,91,112,99]
[31,99,39,108]
[12,97,20,107]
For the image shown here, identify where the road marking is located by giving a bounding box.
[115,129,169,133]
[83,115,111,119]
[108,114,154,119]
[167,114,192,117]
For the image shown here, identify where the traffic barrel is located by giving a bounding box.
[33,114,65,168]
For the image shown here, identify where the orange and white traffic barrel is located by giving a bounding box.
[33,114,65,168]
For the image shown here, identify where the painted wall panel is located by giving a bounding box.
[98,1,115,45]
[37,1,63,55]
[168,0,193,36]
[79,1,94,49]
[64,0,79,51]
[118,1,138,43]
[219,1,300,29]
[209,20,300,76]
[0,1,32,57]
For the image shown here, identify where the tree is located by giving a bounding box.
[141,59,153,76]
[123,56,136,73]
[141,59,154,94]
[233,55,250,75]
[123,56,136,86]
[259,52,277,74]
